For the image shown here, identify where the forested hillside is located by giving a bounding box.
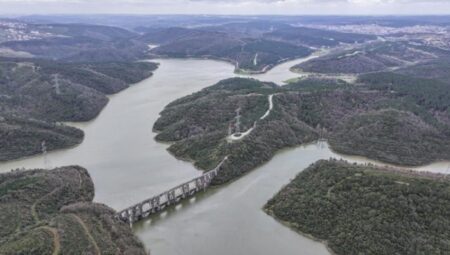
[147,30,312,73]
[154,77,450,184]
[141,23,375,73]
[0,166,147,254]
[0,23,148,62]
[264,26,376,47]
[0,58,157,161]
[265,160,450,255]
[293,41,442,74]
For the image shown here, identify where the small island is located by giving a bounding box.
[265,160,450,255]
[0,166,147,254]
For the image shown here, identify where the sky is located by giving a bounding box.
[0,0,449,15]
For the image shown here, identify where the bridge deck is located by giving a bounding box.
[117,157,227,224]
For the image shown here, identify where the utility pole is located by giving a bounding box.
[235,107,241,134]
[41,140,50,169]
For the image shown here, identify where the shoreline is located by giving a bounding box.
[155,125,450,187]
[148,52,319,75]
[262,157,450,255]
[0,66,157,168]
[327,142,450,171]
[264,207,338,255]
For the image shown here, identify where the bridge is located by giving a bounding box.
[116,157,227,224]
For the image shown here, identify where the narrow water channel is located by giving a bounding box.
[133,139,449,255]
[0,58,235,209]
[0,56,448,255]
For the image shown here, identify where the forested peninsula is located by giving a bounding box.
[265,160,450,255]
[0,23,159,162]
[0,60,157,161]
[154,76,450,184]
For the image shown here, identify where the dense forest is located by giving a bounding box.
[0,23,149,62]
[293,41,443,74]
[0,58,157,161]
[264,26,376,47]
[359,72,450,113]
[154,76,450,183]
[265,160,450,255]
[0,116,83,161]
[329,109,450,166]
[0,166,147,254]
[149,33,312,73]
[3,15,450,255]
[142,23,376,73]
[142,22,450,177]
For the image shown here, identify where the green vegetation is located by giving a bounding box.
[359,72,450,113]
[0,116,83,161]
[396,59,450,83]
[151,34,312,73]
[237,39,313,71]
[0,60,157,121]
[264,26,376,47]
[144,25,374,73]
[154,78,319,183]
[0,59,157,161]
[329,109,450,166]
[155,76,450,183]
[38,61,157,95]
[0,166,147,255]
[1,23,148,62]
[283,78,352,91]
[294,41,440,74]
[0,21,159,161]
[265,160,450,255]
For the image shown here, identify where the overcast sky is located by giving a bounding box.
[0,0,449,15]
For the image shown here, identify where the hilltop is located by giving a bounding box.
[141,23,375,73]
[153,76,450,183]
[0,166,147,254]
[0,59,157,161]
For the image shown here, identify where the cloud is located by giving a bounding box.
[0,0,449,15]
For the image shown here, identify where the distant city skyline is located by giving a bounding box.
[0,0,449,15]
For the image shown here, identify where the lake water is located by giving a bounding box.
[0,57,448,255]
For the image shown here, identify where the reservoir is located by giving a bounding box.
[0,57,448,255]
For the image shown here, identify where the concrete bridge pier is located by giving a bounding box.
[132,205,143,222]
[151,197,160,213]
[182,184,190,198]
[167,190,176,205]
[196,178,204,191]
[117,157,228,224]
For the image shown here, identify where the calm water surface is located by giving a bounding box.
[0,57,448,255]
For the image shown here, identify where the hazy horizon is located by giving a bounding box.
[0,0,450,16]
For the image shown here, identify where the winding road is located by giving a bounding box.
[71,214,101,255]
[41,227,60,255]
[227,94,274,142]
